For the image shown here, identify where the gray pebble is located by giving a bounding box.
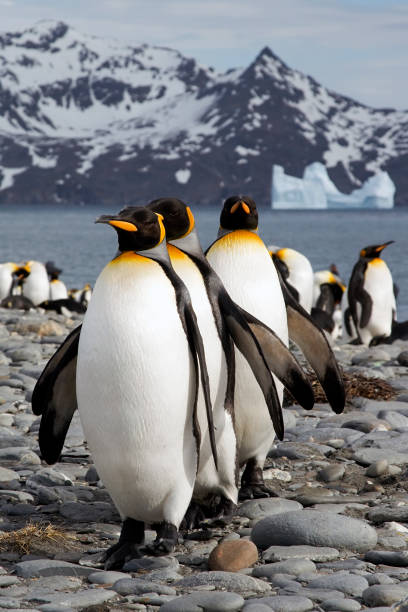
[88,570,128,584]
[363,584,408,606]
[253,558,316,578]
[0,575,20,587]
[365,550,408,566]
[398,351,408,366]
[124,556,179,571]
[353,448,408,466]
[366,459,388,477]
[238,498,302,520]
[307,572,368,597]
[263,545,339,562]
[368,505,408,523]
[15,559,99,578]
[251,510,377,552]
[317,464,345,482]
[160,591,245,611]
[37,588,117,608]
[243,595,314,611]
[112,577,176,596]
[321,599,361,611]
[59,501,115,522]
[175,571,271,593]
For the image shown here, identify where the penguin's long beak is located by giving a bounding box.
[95,215,138,232]
[376,240,394,253]
[230,200,250,214]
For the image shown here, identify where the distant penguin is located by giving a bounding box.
[206,196,344,499]
[0,262,19,300]
[20,261,50,306]
[1,295,34,311]
[269,246,314,313]
[34,206,217,568]
[311,271,345,340]
[344,241,395,345]
[69,283,92,308]
[148,197,314,521]
[46,262,68,300]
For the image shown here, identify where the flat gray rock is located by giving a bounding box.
[88,570,128,584]
[251,510,377,552]
[307,572,369,597]
[321,599,361,611]
[253,558,316,578]
[365,550,408,566]
[317,464,345,482]
[15,559,99,578]
[35,588,117,608]
[243,595,314,611]
[175,571,271,593]
[112,577,176,596]
[368,505,408,523]
[353,448,408,466]
[263,545,340,562]
[59,501,115,522]
[363,584,408,606]
[160,591,245,611]
[238,498,302,520]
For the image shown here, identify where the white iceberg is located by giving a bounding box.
[271,162,395,209]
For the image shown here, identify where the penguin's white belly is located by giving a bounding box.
[77,254,197,526]
[360,261,394,344]
[0,269,12,300]
[23,272,50,305]
[50,280,68,300]
[207,231,288,465]
[168,247,237,503]
[289,267,313,313]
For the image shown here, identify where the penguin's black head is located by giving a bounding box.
[147,198,195,240]
[220,195,258,231]
[96,206,165,252]
[45,261,62,280]
[360,241,394,260]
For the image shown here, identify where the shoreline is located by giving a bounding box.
[0,306,408,610]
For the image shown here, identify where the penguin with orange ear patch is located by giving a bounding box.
[345,241,395,346]
[206,195,345,499]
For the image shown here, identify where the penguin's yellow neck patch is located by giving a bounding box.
[109,251,153,266]
[369,258,385,267]
[214,229,263,251]
[167,244,190,262]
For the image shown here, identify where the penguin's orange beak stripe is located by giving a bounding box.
[230,201,250,214]
[109,220,138,232]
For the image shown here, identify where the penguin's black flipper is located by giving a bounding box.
[278,276,345,415]
[235,305,315,412]
[357,289,373,329]
[32,325,80,464]
[219,292,284,440]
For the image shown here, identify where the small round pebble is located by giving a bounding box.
[160,591,245,611]
[321,599,361,611]
[363,584,408,606]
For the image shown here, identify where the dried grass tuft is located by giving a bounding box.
[310,370,397,403]
[0,522,78,555]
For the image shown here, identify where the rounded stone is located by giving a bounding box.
[317,464,345,482]
[307,572,369,597]
[238,497,302,520]
[253,558,316,578]
[366,459,388,477]
[398,351,408,366]
[208,540,258,571]
[88,570,128,584]
[321,599,361,611]
[243,595,314,611]
[160,591,245,611]
[175,571,271,594]
[251,510,377,552]
[363,584,408,606]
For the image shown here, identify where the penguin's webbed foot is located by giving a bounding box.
[102,517,144,570]
[238,483,279,500]
[179,502,207,531]
[146,522,178,556]
[239,458,279,500]
[205,497,237,526]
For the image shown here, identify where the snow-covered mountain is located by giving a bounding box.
[0,20,407,206]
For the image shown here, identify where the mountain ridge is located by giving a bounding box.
[0,20,407,206]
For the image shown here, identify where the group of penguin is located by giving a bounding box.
[0,259,91,314]
[31,195,350,570]
[272,239,401,347]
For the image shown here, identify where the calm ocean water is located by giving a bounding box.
[1,205,407,320]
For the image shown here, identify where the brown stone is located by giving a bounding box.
[208,539,258,572]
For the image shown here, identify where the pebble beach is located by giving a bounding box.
[1,307,408,611]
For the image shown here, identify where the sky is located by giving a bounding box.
[0,0,407,109]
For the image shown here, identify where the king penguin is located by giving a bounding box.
[206,195,345,498]
[0,262,19,300]
[311,270,345,340]
[35,206,218,568]
[148,197,314,516]
[20,261,50,306]
[344,241,396,346]
[46,262,68,300]
[269,246,314,313]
